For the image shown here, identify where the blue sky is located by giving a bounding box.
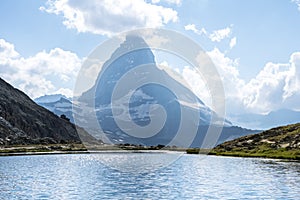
[0,0,300,116]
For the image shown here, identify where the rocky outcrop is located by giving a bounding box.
[0,77,92,146]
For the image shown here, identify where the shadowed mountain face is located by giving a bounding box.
[77,35,257,147]
[0,78,83,145]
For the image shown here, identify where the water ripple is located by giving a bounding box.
[0,154,299,199]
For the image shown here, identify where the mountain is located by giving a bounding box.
[75,35,257,148]
[229,109,300,130]
[212,123,300,159]
[35,94,76,123]
[35,94,69,104]
[0,77,94,146]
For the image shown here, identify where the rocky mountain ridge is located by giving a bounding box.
[35,94,75,123]
[0,77,93,146]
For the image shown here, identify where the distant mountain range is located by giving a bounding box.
[0,77,98,146]
[35,94,75,123]
[229,109,300,130]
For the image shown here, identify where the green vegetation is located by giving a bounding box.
[210,148,300,160]
[186,148,212,154]
[0,143,87,155]
[0,143,188,155]
[211,123,300,160]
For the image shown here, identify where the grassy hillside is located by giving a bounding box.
[210,123,300,160]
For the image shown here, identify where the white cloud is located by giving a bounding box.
[229,37,237,49]
[0,39,19,59]
[181,49,300,114]
[209,26,231,42]
[0,39,82,99]
[242,53,300,113]
[292,0,300,11]
[184,24,234,44]
[206,47,300,114]
[184,24,197,32]
[182,66,212,107]
[243,63,291,113]
[151,0,182,6]
[151,0,161,3]
[156,60,212,108]
[40,0,178,36]
[184,24,207,35]
[207,48,245,113]
[208,48,242,93]
[55,88,74,98]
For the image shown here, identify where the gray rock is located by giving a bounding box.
[0,78,85,145]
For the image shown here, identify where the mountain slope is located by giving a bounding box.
[212,123,300,159]
[76,35,257,147]
[35,94,75,123]
[0,77,86,146]
[35,94,68,104]
[229,109,300,130]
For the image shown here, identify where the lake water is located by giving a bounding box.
[0,153,299,199]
